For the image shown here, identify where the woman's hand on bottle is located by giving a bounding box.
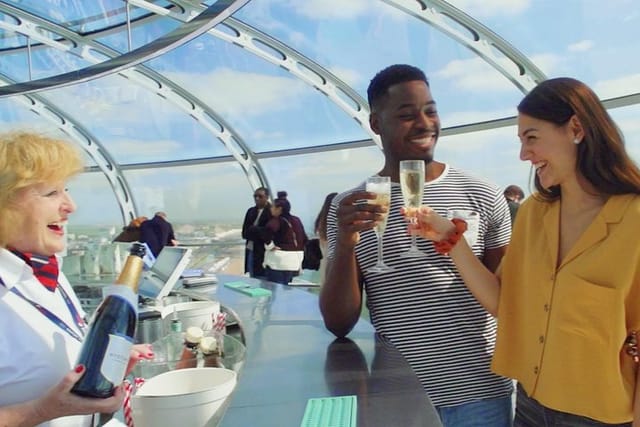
[125,343,154,376]
[35,365,125,420]
[401,206,455,241]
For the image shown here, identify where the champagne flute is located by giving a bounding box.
[400,160,427,258]
[365,176,394,273]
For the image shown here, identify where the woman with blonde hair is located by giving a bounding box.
[0,131,152,426]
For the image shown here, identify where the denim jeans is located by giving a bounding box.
[437,395,513,427]
[514,383,631,427]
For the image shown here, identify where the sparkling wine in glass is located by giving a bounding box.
[400,160,427,258]
[366,176,394,273]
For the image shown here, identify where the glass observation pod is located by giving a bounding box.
[0,0,638,281]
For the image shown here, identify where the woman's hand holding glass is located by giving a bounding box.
[403,206,455,242]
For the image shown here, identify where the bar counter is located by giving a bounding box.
[176,274,443,427]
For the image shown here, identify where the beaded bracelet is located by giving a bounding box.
[433,218,468,255]
[625,330,638,363]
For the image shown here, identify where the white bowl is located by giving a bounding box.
[131,367,237,427]
[161,300,221,333]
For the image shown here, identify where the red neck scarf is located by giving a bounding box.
[10,249,59,292]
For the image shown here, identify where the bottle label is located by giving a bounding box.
[101,285,138,314]
[100,333,133,384]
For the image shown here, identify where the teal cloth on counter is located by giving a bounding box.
[301,395,357,427]
[223,281,272,297]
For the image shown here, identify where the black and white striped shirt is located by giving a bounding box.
[327,165,513,407]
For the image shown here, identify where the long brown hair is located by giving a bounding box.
[314,192,338,241]
[517,77,640,201]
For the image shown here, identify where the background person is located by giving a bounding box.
[319,64,513,427]
[241,186,272,278]
[407,77,640,426]
[263,191,308,285]
[314,192,338,284]
[139,211,177,258]
[503,184,525,226]
[0,131,152,427]
[112,216,148,243]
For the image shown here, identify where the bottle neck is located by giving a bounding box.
[115,255,144,292]
[171,320,182,333]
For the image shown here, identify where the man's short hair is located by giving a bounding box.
[367,64,429,110]
[255,186,270,197]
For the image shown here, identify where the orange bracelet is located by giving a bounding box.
[433,218,468,255]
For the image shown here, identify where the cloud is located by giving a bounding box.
[437,126,531,191]
[447,0,531,17]
[436,53,558,90]
[106,138,183,159]
[250,129,286,141]
[165,68,309,118]
[443,108,517,127]
[526,53,561,76]
[279,0,369,19]
[593,73,640,99]
[328,66,363,87]
[567,40,594,53]
[435,57,518,92]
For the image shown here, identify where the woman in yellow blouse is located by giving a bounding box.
[406,78,640,426]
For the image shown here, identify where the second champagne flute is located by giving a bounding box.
[400,160,427,258]
[366,176,394,273]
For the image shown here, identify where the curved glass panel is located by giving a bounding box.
[439,125,531,195]
[146,34,368,152]
[95,11,181,53]
[120,162,250,226]
[28,46,91,80]
[611,104,640,162]
[260,145,383,231]
[1,0,639,240]
[0,96,99,167]
[235,0,526,128]
[7,1,160,34]
[449,0,640,99]
[68,171,123,227]
[38,73,231,163]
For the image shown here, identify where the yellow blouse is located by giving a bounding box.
[493,194,640,424]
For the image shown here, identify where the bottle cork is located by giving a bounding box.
[200,336,223,368]
[176,326,203,369]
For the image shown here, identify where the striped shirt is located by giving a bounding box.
[326,164,514,407]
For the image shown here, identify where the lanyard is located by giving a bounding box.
[0,276,86,343]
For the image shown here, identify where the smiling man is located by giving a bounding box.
[319,64,514,427]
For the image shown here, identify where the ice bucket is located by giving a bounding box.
[161,300,221,333]
[131,367,237,427]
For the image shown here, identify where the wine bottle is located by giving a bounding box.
[71,242,146,398]
[166,307,184,364]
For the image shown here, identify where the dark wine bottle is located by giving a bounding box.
[71,242,146,398]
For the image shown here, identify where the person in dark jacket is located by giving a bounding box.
[263,191,308,285]
[241,187,272,278]
[139,211,178,257]
[113,216,148,243]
